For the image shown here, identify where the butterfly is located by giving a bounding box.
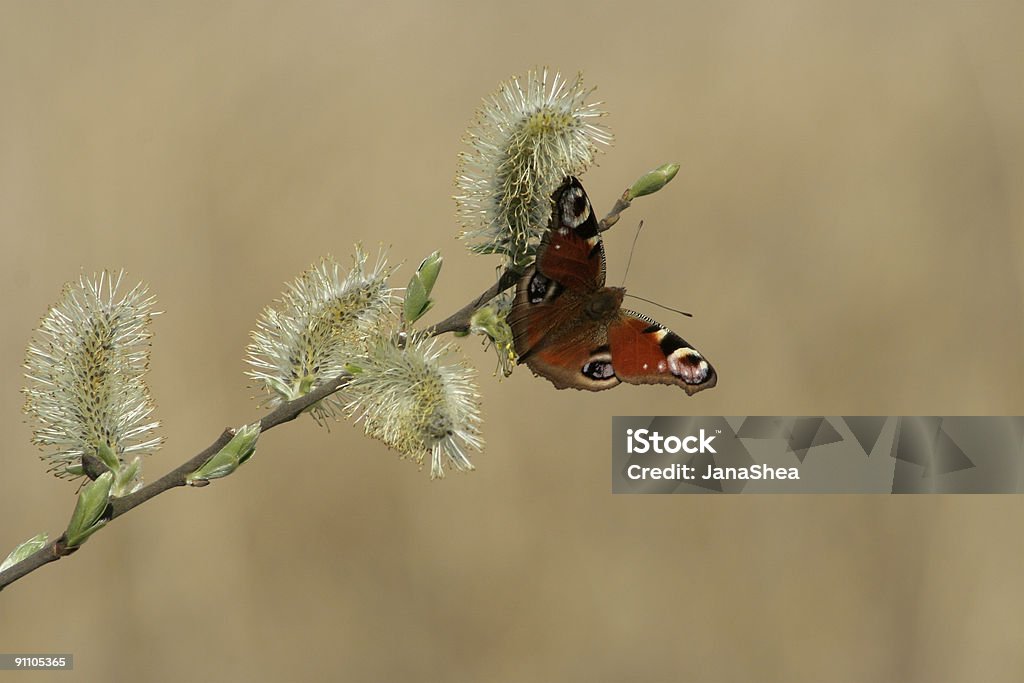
[508,176,717,394]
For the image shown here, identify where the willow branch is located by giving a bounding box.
[0,373,351,593]
[1,192,636,593]
[428,267,520,336]
[599,192,633,233]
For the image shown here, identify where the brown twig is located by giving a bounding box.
[0,373,350,592]
[598,192,632,233]
[0,191,635,593]
[428,267,521,336]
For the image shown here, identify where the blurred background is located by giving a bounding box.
[2,2,1023,681]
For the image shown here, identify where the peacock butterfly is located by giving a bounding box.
[508,176,717,394]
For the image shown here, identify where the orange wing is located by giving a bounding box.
[607,312,717,395]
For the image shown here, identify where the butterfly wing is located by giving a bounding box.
[608,310,717,395]
[535,176,606,292]
[515,339,620,391]
[509,176,605,360]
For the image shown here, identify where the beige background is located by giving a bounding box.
[2,2,1023,681]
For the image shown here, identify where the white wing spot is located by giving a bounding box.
[560,187,590,227]
[667,349,710,385]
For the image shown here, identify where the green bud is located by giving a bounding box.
[415,251,443,291]
[111,457,142,497]
[95,442,120,472]
[404,251,443,324]
[0,533,49,572]
[627,163,680,200]
[186,422,261,486]
[64,471,113,548]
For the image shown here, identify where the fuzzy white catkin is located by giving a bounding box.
[345,332,483,479]
[455,68,611,265]
[246,247,395,423]
[23,271,162,489]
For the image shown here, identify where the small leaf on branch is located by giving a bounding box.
[0,534,49,572]
[64,472,113,548]
[186,423,261,486]
[404,251,443,324]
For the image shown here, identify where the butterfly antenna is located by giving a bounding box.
[624,293,693,318]
[620,220,644,287]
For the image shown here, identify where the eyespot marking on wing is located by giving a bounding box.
[581,351,616,383]
[558,184,591,230]
[526,270,562,304]
[666,347,711,385]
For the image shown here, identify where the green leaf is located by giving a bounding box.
[185,422,262,486]
[95,442,120,471]
[0,533,48,572]
[110,457,142,497]
[65,472,113,548]
[404,251,443,324]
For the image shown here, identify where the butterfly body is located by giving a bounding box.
[509,176,717,395]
